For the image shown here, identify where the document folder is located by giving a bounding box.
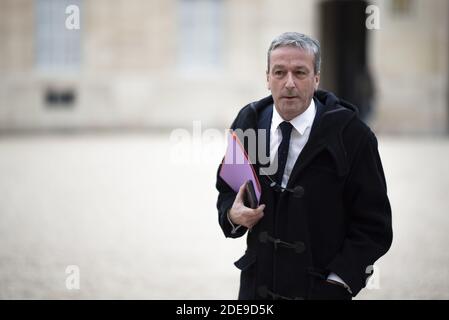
[219,131,261,203]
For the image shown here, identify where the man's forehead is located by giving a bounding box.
[270,46,314,59]
[270,47,314,65]
[271,62,310,69]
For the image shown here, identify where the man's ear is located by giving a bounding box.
[266,71,271,90]
[314,73,320,90]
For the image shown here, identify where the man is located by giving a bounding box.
[215,32,392,300]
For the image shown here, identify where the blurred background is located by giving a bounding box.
[0,0,448,299]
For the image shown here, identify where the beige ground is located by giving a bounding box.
[0,133,448,299]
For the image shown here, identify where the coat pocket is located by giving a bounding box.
[308,278,352,300]
[234,252,257,299]
[307,268,352,300]
[234,251,257,271]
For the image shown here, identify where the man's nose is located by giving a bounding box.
[285,72,295,89]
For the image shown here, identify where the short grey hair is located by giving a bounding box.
[267,32,321,74]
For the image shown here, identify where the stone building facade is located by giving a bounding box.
[0,0,447,134]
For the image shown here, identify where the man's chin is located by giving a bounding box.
[278,103,305,120]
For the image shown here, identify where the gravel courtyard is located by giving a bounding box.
[0,133,448,299]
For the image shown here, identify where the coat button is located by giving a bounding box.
[294,241,306,254]
[292,185,305,198]
[257,285,269,299]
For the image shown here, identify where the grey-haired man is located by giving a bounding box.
[216,32,392,300]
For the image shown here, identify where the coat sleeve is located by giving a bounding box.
[216,164,248,238]
[215,106,251,238]
[326,129,393,296]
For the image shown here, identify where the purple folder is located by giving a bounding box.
[219,131,261,202]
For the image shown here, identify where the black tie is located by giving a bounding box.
[276,121,293,185]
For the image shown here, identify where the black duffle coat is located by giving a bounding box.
[216,89,393,300]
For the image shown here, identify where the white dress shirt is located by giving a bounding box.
[270,99,316,188]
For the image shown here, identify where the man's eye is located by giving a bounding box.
[274,70,284,76]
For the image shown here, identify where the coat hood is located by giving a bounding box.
[314,89,359,116]
[232,89,359,131]
[230,89,364,179]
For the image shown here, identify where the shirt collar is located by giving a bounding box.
[271,98,316,135]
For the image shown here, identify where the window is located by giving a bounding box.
[35,0,81,71]
[178,0,223,71]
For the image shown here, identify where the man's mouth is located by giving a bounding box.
[282,96,299,100]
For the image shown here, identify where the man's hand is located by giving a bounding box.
[229,183,265,229]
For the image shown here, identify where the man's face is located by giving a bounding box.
[267,46,320,121]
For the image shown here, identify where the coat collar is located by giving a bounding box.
[271,100,316,136]
[234,90,357,183]
[286,97,351,187]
